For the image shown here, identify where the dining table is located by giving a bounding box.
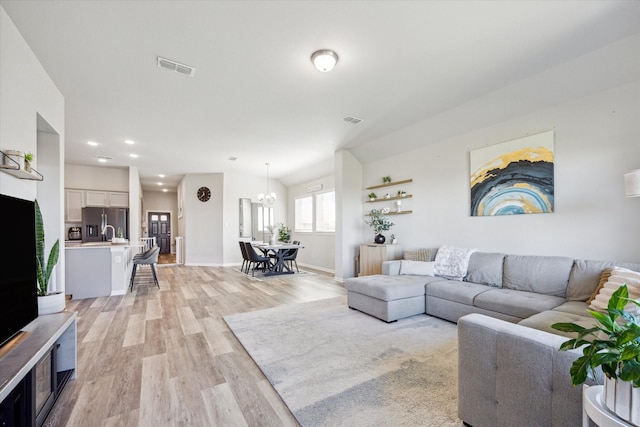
[253,242,304,276]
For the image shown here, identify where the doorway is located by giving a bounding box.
[148,211,171,254]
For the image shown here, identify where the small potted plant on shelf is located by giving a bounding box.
[368,192,377,201]
[551,284,640,425]
[24,152,34,172]
[365,209,394,244]
[397,189,407,197]
[382,176,391,184]
[35,199,64,315]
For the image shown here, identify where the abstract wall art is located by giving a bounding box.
[470,131,554,216]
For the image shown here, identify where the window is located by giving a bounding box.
[315,191,335,232]
[294,196,313,232]
[257,206,273,231]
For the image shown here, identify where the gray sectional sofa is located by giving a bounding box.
[344,251,640,427]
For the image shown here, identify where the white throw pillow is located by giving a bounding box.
[589,266,640,312]
[399,260,435,276]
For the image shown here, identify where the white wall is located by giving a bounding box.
[335,150,363,281]
[357,80,640,263]
[287,174,335,272]
[0,6,65,291]
[65,164,128,191]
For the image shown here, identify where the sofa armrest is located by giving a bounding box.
[457,313,600,427]
[382,260,401,275]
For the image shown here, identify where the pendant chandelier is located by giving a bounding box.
[258,162,276,207]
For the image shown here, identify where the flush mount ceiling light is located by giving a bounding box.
[311,49,338,72]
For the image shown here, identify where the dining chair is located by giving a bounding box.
[238,241,249,273]
[244,242,272,276]
[284,242,300,273]
[130,246,160,291]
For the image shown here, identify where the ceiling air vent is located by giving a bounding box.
[343,116,363,124]
[157,56,196,77]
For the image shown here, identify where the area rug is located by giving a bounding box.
[224,296,460,426]
[232,268,315,281]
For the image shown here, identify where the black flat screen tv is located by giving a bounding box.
[0,193,38,349]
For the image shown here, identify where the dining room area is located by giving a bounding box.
[239,240,304,277]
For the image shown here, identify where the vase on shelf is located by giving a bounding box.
[374,234,385,244]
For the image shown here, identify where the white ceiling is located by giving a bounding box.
[2,1,639,191]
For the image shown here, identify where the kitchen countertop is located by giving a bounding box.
[65,241,137,249]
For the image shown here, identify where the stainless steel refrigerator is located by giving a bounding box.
[81,207,129,242]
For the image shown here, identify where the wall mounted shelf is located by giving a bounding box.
[0,150,43,181]
[365,210,412,216]
[366,194,413,203]
[366,178,412,190]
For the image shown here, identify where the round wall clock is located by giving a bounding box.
[197,186,211,202]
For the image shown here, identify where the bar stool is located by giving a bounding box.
[130,246,160,291]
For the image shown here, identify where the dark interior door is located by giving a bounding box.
[148,212,171,254]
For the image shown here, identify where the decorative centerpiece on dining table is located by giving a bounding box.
[365,209,394,244]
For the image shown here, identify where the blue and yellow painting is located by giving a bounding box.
[470,131,554,216]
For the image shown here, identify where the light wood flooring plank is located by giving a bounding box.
[45,265,346,427]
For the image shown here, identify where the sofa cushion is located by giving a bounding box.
[552,301,590,317]
[464,252,505,288]
[434,245,477,280]
[403,248,437,262]
[517,309,594,338]
[586,268,612,304]
[473,288,565,319]
[426,280,492,305]
[566,259,640,301]
[503,255,574,297]
[344,274,434,301]
[399,260,434,276]
[589,266,640,312]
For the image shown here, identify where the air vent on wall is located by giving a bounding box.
[157,56,196,77]
[343,116,363,124]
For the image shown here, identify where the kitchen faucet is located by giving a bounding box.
[102,224,116,241]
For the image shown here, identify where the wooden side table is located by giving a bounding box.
[359,244,402,276]
[583,385,633,427]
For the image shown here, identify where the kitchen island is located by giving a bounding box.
[65,242,140,299]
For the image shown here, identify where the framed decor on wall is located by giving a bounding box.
[470,130,554,216]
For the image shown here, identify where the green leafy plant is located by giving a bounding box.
[24,152,34,162]
[368,192,377,199]
[382,176,391,184]
[35,199,60,296]
[278,222,291,242]
[365,209,394,235]
[551,284,640,387]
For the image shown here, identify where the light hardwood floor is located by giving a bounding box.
[44,265,346,427]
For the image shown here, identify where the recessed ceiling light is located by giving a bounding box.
[96,155,111,163]
[157,182,163,186]
[124,139,135,145]
[88,141,98,146]
[162,189,168,192]
[158,174,165,178]
[129,153,138,158]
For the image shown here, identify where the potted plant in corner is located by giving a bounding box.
[551,284,640,426]
[365,209,394,244]
[35,199,64,315]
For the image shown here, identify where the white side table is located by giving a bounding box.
[583,385,634,427]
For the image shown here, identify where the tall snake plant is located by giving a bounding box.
[35,199,60,296]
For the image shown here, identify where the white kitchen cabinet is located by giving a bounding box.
[84,190,108,207]
[65,189,84,222]
[108,191,129,207]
